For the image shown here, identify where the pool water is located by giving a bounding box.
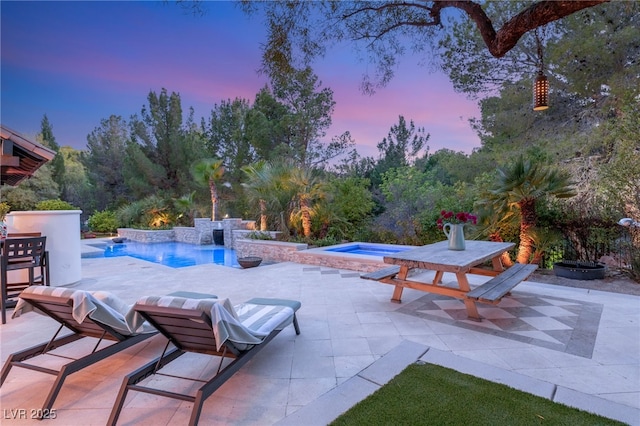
[100,241,239,268]
[323,243,410,257]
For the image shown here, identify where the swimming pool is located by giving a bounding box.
[88,241,239,268]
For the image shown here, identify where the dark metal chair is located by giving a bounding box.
[0,236,50,323]
[7,232,42,237]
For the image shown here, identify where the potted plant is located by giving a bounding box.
[436,210,478,251]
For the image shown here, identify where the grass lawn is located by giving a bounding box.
[330,363,624,425]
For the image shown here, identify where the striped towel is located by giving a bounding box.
[12,286,154,335]
[134,296,294,351]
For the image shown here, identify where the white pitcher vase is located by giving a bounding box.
[443,223,465,250]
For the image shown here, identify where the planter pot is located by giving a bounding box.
[6,210,82,286]
[238,256,262,269]
[553,261,606,280]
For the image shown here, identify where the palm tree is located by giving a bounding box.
[287,166,327,238]
[191,158,225,221]
[242,161,272,231]
[173,191,196,226]
[477,157,575,264]
[242,160,295,232]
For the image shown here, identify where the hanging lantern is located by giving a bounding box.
[533,71,549,111]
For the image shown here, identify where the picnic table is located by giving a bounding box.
[361,240,536,321]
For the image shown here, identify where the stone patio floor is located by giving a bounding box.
[1,253,638,425]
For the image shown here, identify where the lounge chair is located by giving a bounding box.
[0,286,157,414]
[107,295,301,426]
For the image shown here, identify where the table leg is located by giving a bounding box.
[391,286,403,303]
[390,266,410,303]
[456,272,481,321]
[491,256,505,272]
[432,270,444,285]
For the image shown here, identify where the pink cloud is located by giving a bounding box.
[2,1,481,156]
[320,62,481,156]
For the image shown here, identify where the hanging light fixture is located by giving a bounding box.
[533,71,549,111]
[533,29,549,111]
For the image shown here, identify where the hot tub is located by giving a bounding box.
[301,242,416,272]
[321,243,413,257]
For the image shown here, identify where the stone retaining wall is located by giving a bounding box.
[117,218,257,246]
[233,237,386,272]
[119,227,209,245]
[173,227,203,244]
[230,230,282,249]
[234,238,306,262]
[117,228,174,243]
[296,250,386,272]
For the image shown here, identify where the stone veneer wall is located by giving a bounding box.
[118,218,256,246]
[230,230,281,249]
[224,219,257,248]
[117,227,204,244]
[117,228,174,243]
[233,237,386,273]
[234,238,307,262]
[173,227,204,244]
[295,250,386,272]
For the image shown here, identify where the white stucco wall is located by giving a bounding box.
[7,210,82,286]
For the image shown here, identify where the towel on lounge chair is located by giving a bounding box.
[133,295,294,351]
[2,286,157,414]
[12,286,154,335]
[107,294,300,426]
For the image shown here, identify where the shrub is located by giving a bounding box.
[0,202,10,220]
[309,236,340,247]
[115,195,173,229]
[87,210,119,233]
[287,235,341,247]
[245,231,273,240]
[35,199,76,210]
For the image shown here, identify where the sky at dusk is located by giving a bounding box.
[1,1,482,159]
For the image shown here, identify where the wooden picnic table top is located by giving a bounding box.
[383,240,515,274]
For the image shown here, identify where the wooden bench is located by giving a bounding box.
[361,266,401,281]
[467,263,537,303]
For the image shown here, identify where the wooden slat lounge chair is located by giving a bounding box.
[107,295,301,426]
[0,286,156,415]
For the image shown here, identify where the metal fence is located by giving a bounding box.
[540,227,638,276]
